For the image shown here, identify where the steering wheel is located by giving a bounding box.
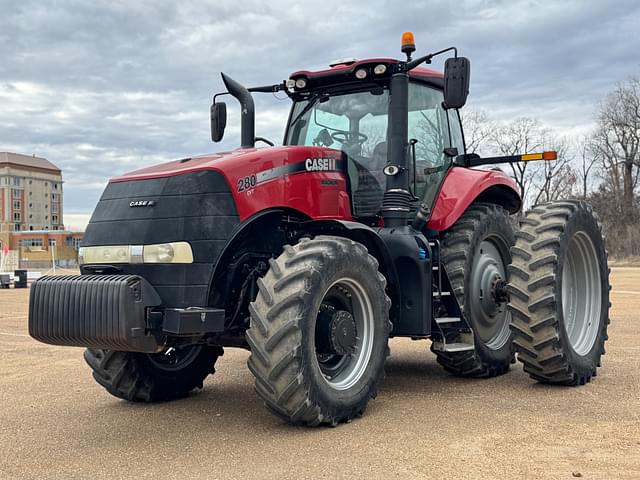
[331,130,368,145]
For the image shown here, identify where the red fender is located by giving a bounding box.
[426,167,521,232]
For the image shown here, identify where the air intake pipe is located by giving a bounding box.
[221,72,255,148]
[381,71,413,227]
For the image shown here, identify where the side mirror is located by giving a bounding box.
[210,102,227,142]
[443,57,470,109]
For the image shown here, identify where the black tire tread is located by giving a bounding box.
[83,346,223,402]
[246,236,391,426]
[432,203,515,378]
[507,200,610,385]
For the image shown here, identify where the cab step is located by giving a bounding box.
[431,341,475,353]
[435,316,461,325]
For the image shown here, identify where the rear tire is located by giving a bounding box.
[433,203,516,377]
[84,345,223,402]
[246,236,391,426]
[508,201,610,385]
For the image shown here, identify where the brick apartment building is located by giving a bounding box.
[0,152,83,269]
[0,152,63,232]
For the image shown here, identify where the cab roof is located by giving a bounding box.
[289,57,443,90]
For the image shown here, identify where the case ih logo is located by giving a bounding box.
[305,157,338,172]
[129,200,156,207]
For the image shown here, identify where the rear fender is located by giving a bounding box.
[427,167,521,232]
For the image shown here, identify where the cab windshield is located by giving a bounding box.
[285,83,463,218]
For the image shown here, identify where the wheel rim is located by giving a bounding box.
[469,236,512,350]
[314,277,375,391]
[562,231,602,356]
[147,345,202,372]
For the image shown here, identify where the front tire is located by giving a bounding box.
[246,236,391,426]
[84,345,223,402]
[507,201,610,385]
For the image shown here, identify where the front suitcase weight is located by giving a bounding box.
[28,275,164,353]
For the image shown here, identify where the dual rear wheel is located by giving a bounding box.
[436,201,610,385]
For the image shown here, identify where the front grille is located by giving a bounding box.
[81,170,240,307]
[29,275,164,352]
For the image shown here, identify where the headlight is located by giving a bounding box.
[355,68,367,80]
[79,245,131,264]
[295,78,307,89]
[374,64,387,75]
[143,242,193,264]
[79,242,193,265]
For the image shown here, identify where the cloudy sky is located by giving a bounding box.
[1,0,638,229]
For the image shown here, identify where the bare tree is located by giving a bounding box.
[460,109,495,155]
[591,77,640,223]
[490,117,546,202]
[575,135,599,200]
[531,136,576,205]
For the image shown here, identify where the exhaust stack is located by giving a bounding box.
[221,73,255,148]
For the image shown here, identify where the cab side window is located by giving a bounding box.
[407,82,452,208]
[448,109,465,158]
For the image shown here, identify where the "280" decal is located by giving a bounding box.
[237,175,257,192]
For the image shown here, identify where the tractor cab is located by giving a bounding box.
[283,58,464,220]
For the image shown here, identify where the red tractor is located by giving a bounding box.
[29,33,610,426]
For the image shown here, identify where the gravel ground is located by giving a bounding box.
[1,268,639,480]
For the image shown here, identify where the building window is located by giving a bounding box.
[13,200,20,210]
[13,212,20,222]
[52,203,58,213]
[21,238,43,247]
[14,223,21,231]
[12,189,20,199]
[13,177,21,186]
[54,183,58,189]
[52,215,58,224]
[48,239,57,246]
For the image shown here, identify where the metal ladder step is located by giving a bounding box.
[432,342,475,353]
[435,317,461,325]
[433,291,451,297]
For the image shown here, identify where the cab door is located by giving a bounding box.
[407,81,465,211]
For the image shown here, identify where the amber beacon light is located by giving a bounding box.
[401,31,416,58]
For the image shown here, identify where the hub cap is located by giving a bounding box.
[562,231,602,355]
[469,238,512,350]
[147,345,202,371]
[314,278,374,391]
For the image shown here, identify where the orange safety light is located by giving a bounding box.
[521,151,558,162]
[401,32,416,58]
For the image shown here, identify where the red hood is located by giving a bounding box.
[109,145,353,221]
[111,146,343,183]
